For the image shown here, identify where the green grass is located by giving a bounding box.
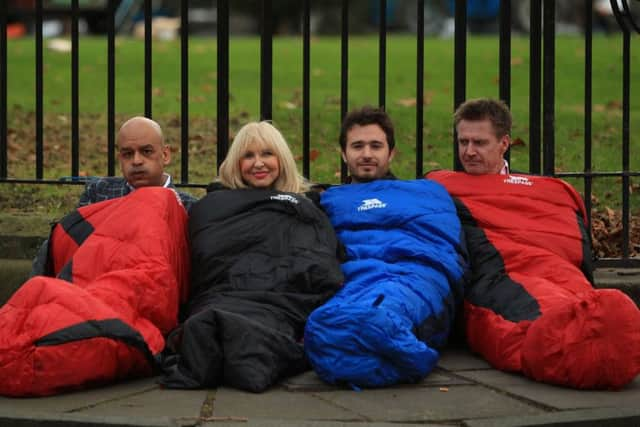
[3,34,639,220]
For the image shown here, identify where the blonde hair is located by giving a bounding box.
[218,121,308,193]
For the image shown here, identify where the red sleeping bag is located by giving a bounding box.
[0,187,190,396]
[428,171,640,389]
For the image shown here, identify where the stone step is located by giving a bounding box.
[0,259,32,305]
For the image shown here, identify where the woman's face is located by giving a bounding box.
[239,140,281,189]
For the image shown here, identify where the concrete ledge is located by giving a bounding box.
[0,412,177,427]
[0,235,46,260]
[464,407,640,427]
[593,268,640,307]
[0,259,31,305]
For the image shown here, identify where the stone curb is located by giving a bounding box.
[0,412,178,427]
[464,407,640,427]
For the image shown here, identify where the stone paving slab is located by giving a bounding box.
[211,388,361,421]
[459,369,640,410]
[0,378,160,414]
[78,386,207,420]
[312,385,544,424]
[436,347,492,371]
[282,369,472,392]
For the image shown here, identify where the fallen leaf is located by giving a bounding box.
[606,100,622,110]
[510,137,526,147]
[396,98,417,107]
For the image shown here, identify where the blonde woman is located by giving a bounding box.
[215,121,308,193]
[160,121,342,393]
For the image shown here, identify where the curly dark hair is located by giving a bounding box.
[339,106,395,152]
[454,98,512,138]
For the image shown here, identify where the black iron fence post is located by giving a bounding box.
[499,0,511,163]
[302,0,311,178]
[35,0,43,180]
[529,0,542,174]
[453,0,467,171]
[378,0,386,109]
[0,0,6,179]
[542,0,556,176]
[144,0,152,118]
[584,0,593,226]
[415,0,424,178]
[71,0,79,178]
[0,0,637,266]
[108,0,116,176]
[181,0,189,183]
[217,0,229,170]
[260,0,273,121]
[340,0,349,182]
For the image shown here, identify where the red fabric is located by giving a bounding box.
[0,188,190,396]
[429,171,640,389]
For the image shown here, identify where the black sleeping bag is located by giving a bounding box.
[160,187,343,392]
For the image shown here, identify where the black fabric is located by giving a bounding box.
[453,197,541,322]
[35,318,155,366]
[576,212,595,286]
[57,261,73,282]
[161,188,343,392]
[59,210,95,247]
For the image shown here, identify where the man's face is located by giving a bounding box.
[118,122,170,188]
[342,124,395,183]
[456,119,509,175]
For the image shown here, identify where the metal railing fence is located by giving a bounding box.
[0,0,638,266]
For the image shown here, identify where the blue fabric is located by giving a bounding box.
[304,179,467,388]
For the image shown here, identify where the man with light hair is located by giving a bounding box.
[78,116,196,210]
[427,98,640,390]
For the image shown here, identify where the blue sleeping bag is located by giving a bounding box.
[304,179,467,387]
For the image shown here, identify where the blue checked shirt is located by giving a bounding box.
[77,175,197,212]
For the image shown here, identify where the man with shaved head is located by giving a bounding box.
[29,117,196,278]
[78,116,196,210]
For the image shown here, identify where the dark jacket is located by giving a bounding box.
[160,187,343,392]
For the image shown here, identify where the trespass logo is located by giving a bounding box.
[270,194,299,204]
[504,175,533,186]
[357,198,387,211]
